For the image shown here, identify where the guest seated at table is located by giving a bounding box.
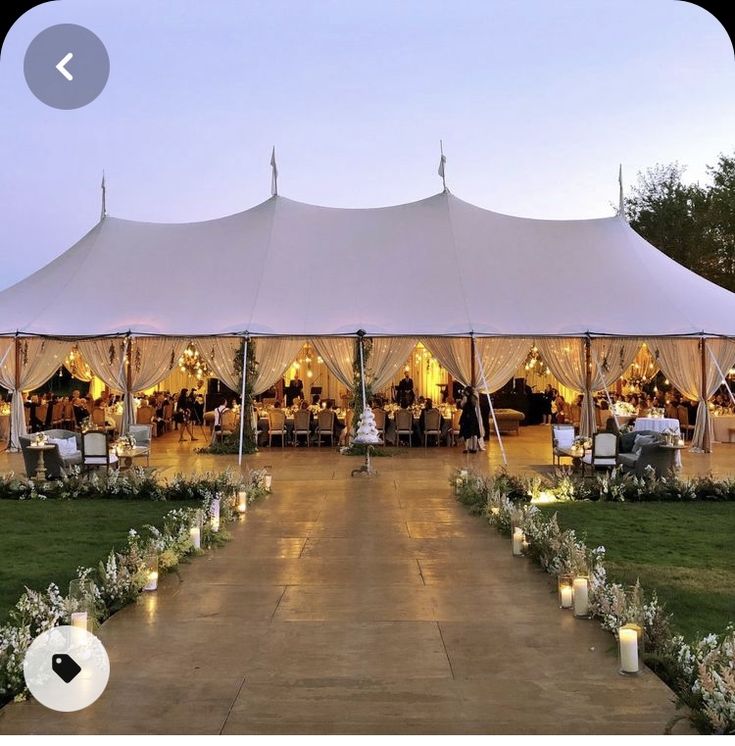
[72,389,89,426]
[554,394,567,424]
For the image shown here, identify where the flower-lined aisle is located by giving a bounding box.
[0,467,271,704]
[453,468,735,735]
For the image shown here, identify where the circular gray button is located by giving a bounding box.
[24,24,109,109]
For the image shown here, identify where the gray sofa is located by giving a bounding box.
[616,430,676,478]
[20,429,83,479]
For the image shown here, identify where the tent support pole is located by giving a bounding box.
[8,335,21,452]
[475,343,507,466]
[707,344,735,409]
[123,334,133,435]
[470,334,476,389]
[700,337,710,453]
[584,335,594,437]
[237,335,250,468]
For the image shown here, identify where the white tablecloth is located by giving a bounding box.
[634,417,682,466]
[712,415,735,443]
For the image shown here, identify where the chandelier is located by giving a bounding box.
[524,345,549,376]
[178,343,210,383]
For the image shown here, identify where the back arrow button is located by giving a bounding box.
[56,52,74,81]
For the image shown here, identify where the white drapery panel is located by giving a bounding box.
[77,337,128,392]
[589,338,643,390]
[475,338,533,392]
[312,338,355,389]
[251,338,305,395]
[536,338,594,437]
[422,337,472,385]
[369,338,418,392]
[0,337,68,449]
[649,337,735,452]
[202,337,242,392]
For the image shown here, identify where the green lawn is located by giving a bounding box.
[541,502,735,640]
[0,499,200,621]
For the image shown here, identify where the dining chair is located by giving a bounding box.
[316,410,335,447]
[81,430,118,473]
[395,409,413,447]
[677,405,694,441]
[551,423,576,466]
[51,401,65,428]
[371,407,386,440]
[581,432,618,476]
[268,409,287,447]
[293,409,311,446]
[423,409,442,447]
[91,407,115,437]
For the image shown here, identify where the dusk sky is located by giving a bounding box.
[0,0,733,289]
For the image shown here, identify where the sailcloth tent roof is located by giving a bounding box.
[1,190,734,337]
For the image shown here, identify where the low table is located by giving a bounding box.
[556,446,586,470]
[115,445,149,469]
[27,443,55,482]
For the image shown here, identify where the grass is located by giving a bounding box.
[540,502,735,640]
[0,499,200,621]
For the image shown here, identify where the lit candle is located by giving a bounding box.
[512,527,525,556]
[573,577,589,617]
[237,490,247,513]
[677,437,684,447]
[71,611,88,630]
[210,498,221,532]
[190,526,201,550]
[490,506,500,517]
[264,475,272,491]
[619,626,639,674]
[560,586,573,608]
[144,570,159,592]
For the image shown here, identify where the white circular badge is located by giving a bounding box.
[23,625,110,712]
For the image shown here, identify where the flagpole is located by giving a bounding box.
[618,163,624,218]
[100,171,107,221]
[438,140,447,192]
[270,146,278,197]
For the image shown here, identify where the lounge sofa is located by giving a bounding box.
[616,430,676,478]
[19,429,83,479]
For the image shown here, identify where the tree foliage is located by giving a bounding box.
[625,153,735,292]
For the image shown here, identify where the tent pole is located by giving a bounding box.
[357,330,367,411]
[707,344,735,409]
[237,335,249,468]
[124,334,133,434]
[8,335,21,452]
[470,334,476,389]
[700,337,710,453]
[584,335,594,437]
[475,343,507,466]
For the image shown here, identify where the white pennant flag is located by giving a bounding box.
[270,146,278,196]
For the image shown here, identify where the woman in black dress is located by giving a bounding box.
[459,386,481,453]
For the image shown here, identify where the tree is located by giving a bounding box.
[624,153,735,293]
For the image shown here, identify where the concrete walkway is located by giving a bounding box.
[0,452,688,734]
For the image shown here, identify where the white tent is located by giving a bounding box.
[1,191,735,336]
[1,190,735,453]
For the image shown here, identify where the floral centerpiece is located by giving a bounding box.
[31,433,48,446]
[0,403,10,417]
[612,401,636,416]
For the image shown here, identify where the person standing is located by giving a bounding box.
[397,370,415,405]
[459,386,481,453]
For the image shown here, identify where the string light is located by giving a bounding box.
[524,345,549,376]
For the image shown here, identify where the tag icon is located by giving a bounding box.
[51,653,81,683]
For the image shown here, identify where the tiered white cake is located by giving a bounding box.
[352,406,382,445]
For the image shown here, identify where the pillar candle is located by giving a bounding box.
[512,528,524,556]
[190,526,201,550]
[71,611,88,630]
[264,475,272,491]
[560,586,573,608]
[144,570,158,592]
[573,577,589,617]
[210,498,221,532]
[619,627,639,673]
[237,490,247,513]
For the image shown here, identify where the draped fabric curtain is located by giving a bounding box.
[64,346,93,382]
[422,337,472,386]
[474,338,533,392]
[536,338,594,437]
[537,337,642,437]
[0,337,69,449]
[251,338,305,395]
[312,338,355,389]
[202,337,242,392]
[649,337,735,452]
[77,337,128,392]
[369,338,418,392]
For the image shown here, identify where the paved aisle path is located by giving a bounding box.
[0,452,686,734]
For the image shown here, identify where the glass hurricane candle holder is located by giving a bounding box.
[143,553,159,592]
[618,622,643,675]
[68,578,96,631]
[512,527,525,556]
[237,489,248,514]
[572,575,590,618]
[210,495,221,533]
[557,575,573,609]
[189,510,203,550]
